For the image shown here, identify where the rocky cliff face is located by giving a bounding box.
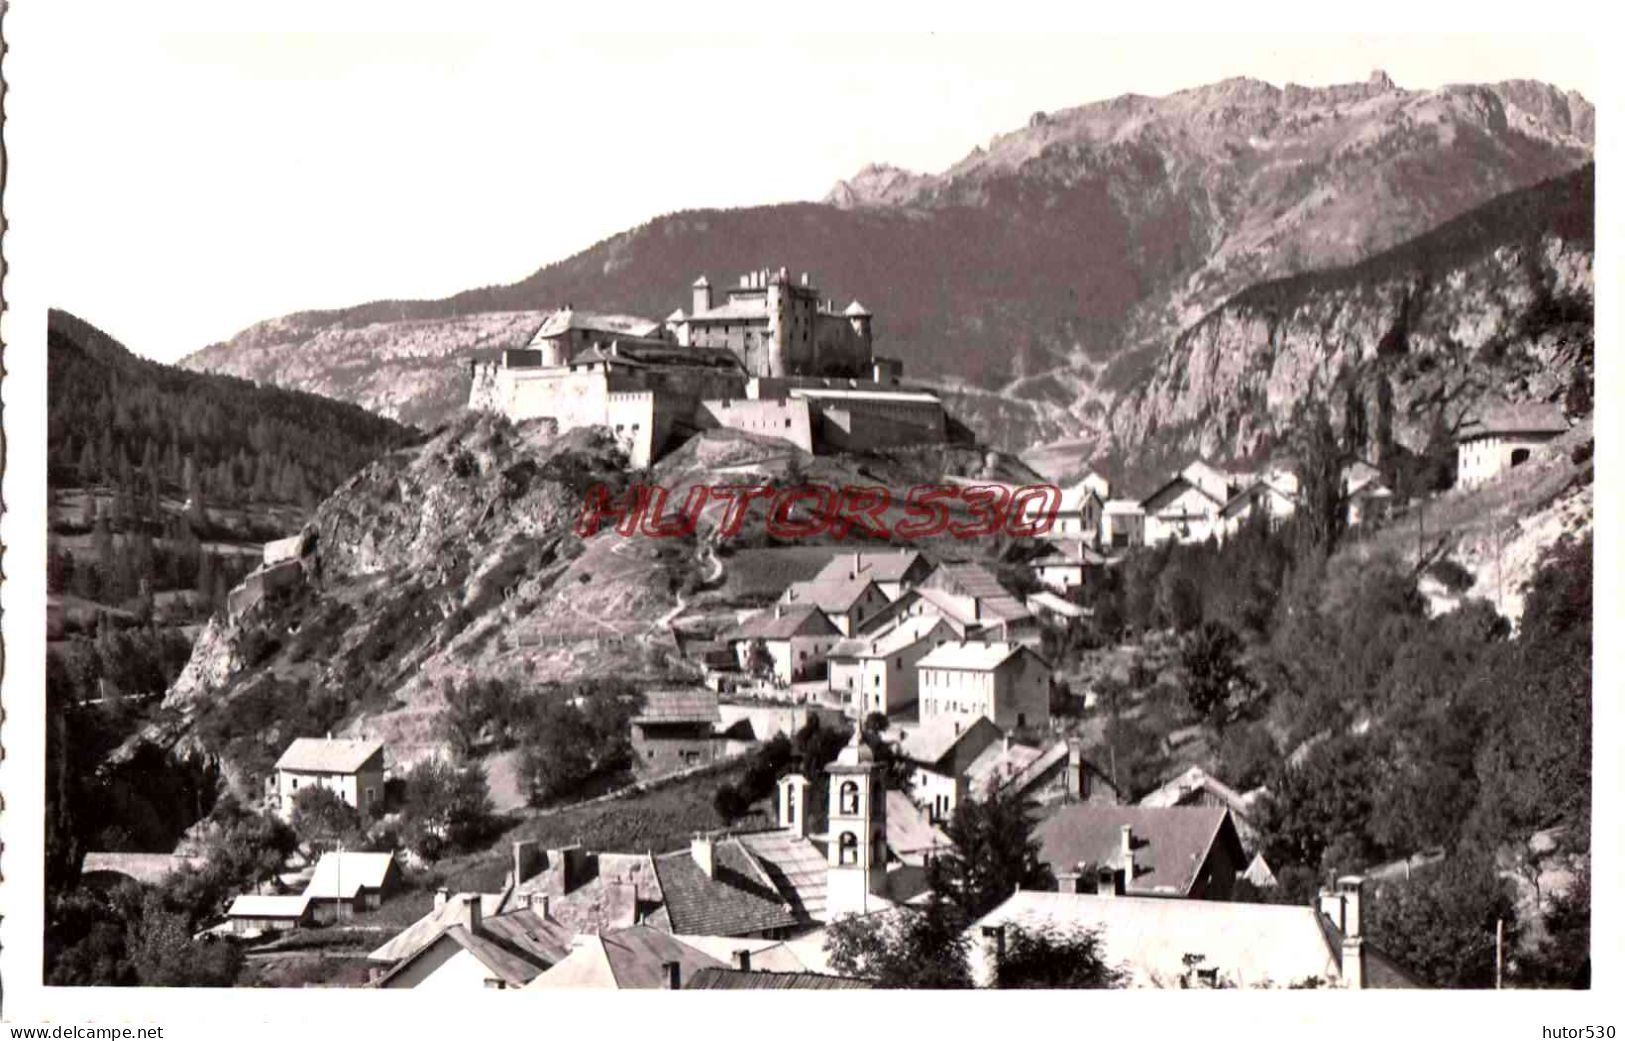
[180,73,1592,455]
[1106,165,1593,477]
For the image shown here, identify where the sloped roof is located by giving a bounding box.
[632,689,721,726]
[727,603,840,641]
[374,922,553,989]
[686,968,873,989]
[812,549,925,586]
[226,893,311,919]
[965,740,1047,798]
[1033,540,1110,565]
[734,829,828,922]
[843,614,956,660]
[1219,478,1298,519]
[1027,592,1088,619]
[689,300,770,322]
[1143,474,1226,513]
[1138,765,1254,821]
[885,790,949,860]
[1033,805,1241,897]
[780,575,883,614]
[368,892,512,963]
[923,564,1031,623]
[526,927,726,990]
[531,308,663,341]
[1243,853,1279,888]
[479,906,576,967]
[1458,401,1568,439]
[894,715,1000,766]
[674,932,835,974]
[652,841,803,936]
[843,300,873,317]
[275,737,384,775]
[917,640,1037,673]
[970,891,1349,988]
[305,851,397,900]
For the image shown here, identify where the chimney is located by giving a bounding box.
[801,272,809,286]
[778,773,809,837]
[528,892,551,919]
[1003,732,1013,754]
[1318,887,1346,932]
[462,893,482,934]
[434,887,450,910]
[513,840,540,888]
[1120,824,1135,886]
[662,960,683,990]
[1097,865,1123,897]
[1337,875,1365,938]
[732,949,752,971]
[1066,740,1084,798]
[692,833,716,877]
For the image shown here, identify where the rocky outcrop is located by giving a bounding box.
[1107,166,1594,470]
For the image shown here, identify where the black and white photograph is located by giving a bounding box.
[0,10,1617,1032]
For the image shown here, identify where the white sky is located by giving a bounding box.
[14,23,1599,362]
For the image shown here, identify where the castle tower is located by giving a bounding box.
[777,772,809,838]
[692,275,712,317]
[825,728,888,917]
[766,268,790,378]
[844,300,873,347]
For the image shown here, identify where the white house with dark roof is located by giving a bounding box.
[726,603,843,685]
[1141,466,1233,546]
[825,614,959,718]
[1455,401,1569,489]
[916,640,1051,732]
[778,574,891,636]
[274,737,385,820]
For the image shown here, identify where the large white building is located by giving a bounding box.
[916,639,1051,732]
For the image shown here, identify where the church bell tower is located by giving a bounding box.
[824,728,888,917]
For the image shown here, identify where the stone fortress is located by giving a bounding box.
[468,268,947,466]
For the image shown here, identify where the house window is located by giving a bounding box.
[838,831,859,865]
[839,780,861,815]
[786,796,796,824]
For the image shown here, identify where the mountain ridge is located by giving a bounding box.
[179,73,1593,455]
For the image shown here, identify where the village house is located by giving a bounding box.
[1218,471,1299,540]
[1046,481,1108,542]
[1137,765,1263,852]
[726,603,843,685]
[1455,402,1569,489]
[509,843,666,933]
[916,640,1052,732]
[526,926,727,990]
[1030,539,1112,593]
[778,574,891,636]
[890,716,1005,824]
[303,850,401,924]
[274,737,386,820]
[373,897,575,990]
[1101,499,1146,548]
[967,876,1419,989]
[1032,804,1246,900]
[1141,461,1238,546]
[965,736,1119,810]
[223,893,313,936]
[825,614,960,718]
[629,689,732,775]
[917,562,1039,644]
[1343,460,1395,527]
[809,549,933,601]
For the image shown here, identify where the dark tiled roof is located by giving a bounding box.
[633,689,721,726]
[653,842,803,937]
[781,575,883,614]
[686,968,873,990]
[1033,805,1242,897]
[812,550,926,585]
[727,604,839,641]
[1459,402,1568,439]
